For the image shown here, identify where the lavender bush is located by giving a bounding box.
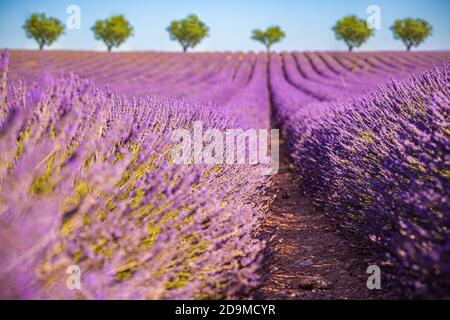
[1,49,449,299]
[285,65,449,298]
[0,51,271,299]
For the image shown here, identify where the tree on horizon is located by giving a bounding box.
[92,15,134,52]
[251,26,285,52]
[332,15,374,52]
[167,14,209,52]
[391,18,432,51]
[23,13,65,50]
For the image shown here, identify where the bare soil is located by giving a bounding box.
[251,138,391,300]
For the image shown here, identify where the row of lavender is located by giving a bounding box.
[7,51,252,100]
[9,51,447,104]
[0,50,272,299]
[2,49,448,298]
[271,52,449,297]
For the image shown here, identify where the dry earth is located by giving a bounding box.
[251,138,396,300]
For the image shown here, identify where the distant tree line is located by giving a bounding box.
[23,13,433,52]
[332,15,432,52]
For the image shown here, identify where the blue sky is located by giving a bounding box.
[0,0,449,51]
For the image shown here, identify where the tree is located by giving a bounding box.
[251,26,285,51]
[167,14,209,52]
[92,15,133,52]
[332,15,374,52]
[391,18,432,51]
[23,13,65,50]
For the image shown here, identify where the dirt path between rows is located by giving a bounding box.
[251,138,391,300]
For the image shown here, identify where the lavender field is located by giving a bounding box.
[0,49,448,299]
